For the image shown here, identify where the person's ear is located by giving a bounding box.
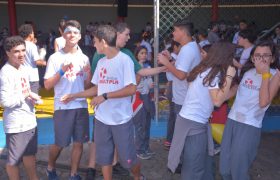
[270,56,275,64]
[251,56,255,63]
[102,39,108,47]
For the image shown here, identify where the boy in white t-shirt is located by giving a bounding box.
[18,24,47,94]
[158,20,201,145]
[61,25,144,180]
[233,29,256,75]
[44,20,92,180]
[0,36,42,180]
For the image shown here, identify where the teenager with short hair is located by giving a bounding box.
[158,20,201,146]
[18,24,47,94]
[61,24,145,180]
[44,20,92,180]
[0,35,42,180]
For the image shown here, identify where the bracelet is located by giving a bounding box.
[59,69,65,77]
[262,73,272,80]
[226,75,233,79]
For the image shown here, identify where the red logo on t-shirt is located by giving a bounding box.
[98,67,119,85]
[21,77,29,95]
[245,78,253,85]
[242,78,258,90]
[99,67,107,79]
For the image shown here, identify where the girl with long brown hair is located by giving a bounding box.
[168,41,237,180]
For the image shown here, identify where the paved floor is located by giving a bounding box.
[1,133,280,180]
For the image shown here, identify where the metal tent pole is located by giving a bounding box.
[153,0,159,122]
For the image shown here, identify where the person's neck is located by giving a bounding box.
[243,42,253,49]
[105,47,119,59]
[8,61,20,69]
[25,37,32,42]
[63,44,78,54]
[180,37,192,46]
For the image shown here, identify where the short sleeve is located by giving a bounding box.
[175,45,195,73]
[44,56,57,79]
[123,56,136,86]
[91,62,99,85]
[91,52,105,74]
[208,76,220,90]
[31,43,40,61]
[121,48,141,73]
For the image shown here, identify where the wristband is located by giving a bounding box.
[262,73,272,80]
[102,93,108,100]
[59,69,65,77]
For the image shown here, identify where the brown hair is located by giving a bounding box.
[187,41,236,88]
[240,40,279,82]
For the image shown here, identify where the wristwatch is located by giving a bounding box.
[102,93,108,100]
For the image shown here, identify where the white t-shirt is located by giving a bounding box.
[23,41,40,82]
[239,46,253,66]
[232,31,239,44]
[91,51,136,125]
[44,49,89,110]
[199,39,210,48]
[55,36,66,51]
[166,53,177,81]
[137,65,153,95]
[172,41,201,105]
[179,69,219,124]
[0,63,37,133]
[228,68,276,128]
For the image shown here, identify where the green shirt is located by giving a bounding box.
[91,48,142,74]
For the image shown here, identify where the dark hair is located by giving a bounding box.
[240,41,279,81]
[239,29,257,44]
[94,25,117,47]
[59,19,66,32]
[173,20,194,36]
[64,20,81,32]
[18,24,33,39]
[202,44,212,53]
[239,19,248,24]
[187,41,235,88]
[168,40,181,53]
[4,36,25,52]
[114,22,130,33]
[197,29,208,38]
[134,45,147,60]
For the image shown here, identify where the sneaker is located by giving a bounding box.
[69,174,82,180]
[145,149,156,156]
[46,169,59,180]
[164,141,171,147]
[113,163,130,176]
[86,168,96,180]
[137,153,152,160]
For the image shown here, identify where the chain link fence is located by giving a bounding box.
[157,0,280,109]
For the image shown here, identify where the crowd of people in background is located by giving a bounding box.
[0,16,280,180]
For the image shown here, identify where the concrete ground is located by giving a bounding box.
[0,132,280,180]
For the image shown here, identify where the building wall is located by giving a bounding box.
[0,4,153,34]
[1,3,279,35]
